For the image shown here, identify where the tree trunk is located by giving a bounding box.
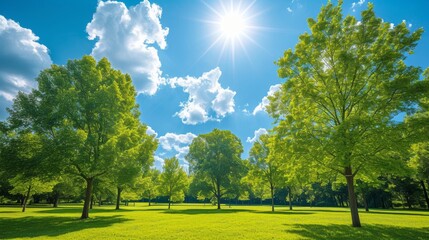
[345,167,361,227]
[116,187,122,210]
[363,194,369,212]
[148,195,151,206]
[288,187,293,211]
[270,183,275,212]
[420,180,429,210]
[216,181,221,209]
[53,194,59,208]
[98,195,102,207]
[168,196,171,209]
[22,184,32,212]
[80,177,93,219]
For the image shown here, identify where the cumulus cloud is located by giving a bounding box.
[146,125,157,137]
[247,128,268,143]
[168,67,236,125]
[253,84,281,115]
[86,0,169,95]
[351,0,365,12]
[157,132,197,170]
[287,7,293,13]
[0,15,52,119]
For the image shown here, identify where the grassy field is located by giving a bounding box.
[1,203,428,239]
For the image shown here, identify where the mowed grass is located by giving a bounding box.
[1,203,428,239]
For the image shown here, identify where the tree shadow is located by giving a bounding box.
[255,210,314,215]
[363,210,429,217]
[36,207,142,214]
[160,208,256,215]
[286,223,429,240]
[0,215,129,239]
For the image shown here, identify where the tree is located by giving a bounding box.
[8,56,144,219]
[186,129,244,209]
[9,175,56,212]
[269,1,426,227]
[159,157,188,209]
[142,168,160,206]
[409,142,429,209]
[248,134,286,211]
[108,121,157,210]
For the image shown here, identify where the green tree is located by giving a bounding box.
[142,168,160,206]
[159,157,188,209]
[409,142,429,209]
[248,134,286,211]
[269,1,426,226]
[108,121,157,210]
[8,56,144,219]
[186,129,244,209]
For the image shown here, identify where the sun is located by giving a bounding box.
[219,11,247,40]
[201,0,261,65]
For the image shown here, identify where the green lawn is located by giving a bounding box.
[1,204,428,239]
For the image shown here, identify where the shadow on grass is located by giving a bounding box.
[0,215,129,239]
[255,210,314,215]
[363,210,429,217]
[36,206,142,214]
[160,208,257,215]
[287,223,429,240]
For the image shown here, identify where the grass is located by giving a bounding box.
[1,203,428,239]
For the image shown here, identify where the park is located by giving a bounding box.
[1,0,429,239]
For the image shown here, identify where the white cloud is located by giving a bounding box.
[146,125,157,137]
[389,23,395,30]
[168,67,236,125]
[156,132,197,170]
[86,0,169,96]
[0,15,52,119]
[247,128,268,143]
[253,84,282,115]
[351,0,365,12]
[287,7,293,13]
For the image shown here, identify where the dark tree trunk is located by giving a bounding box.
[168,196,171,209]
[116,187,122,210]
[90,195,94,209]
[363,194,369,212]
[420,180,429,210]
[98,195,102,207]
[148,194,151,206]
[80,177,93,219]
[53,194,59,208]
[270,183,275,212]
[288,187,293,211]
[345,167,361,227]
[216,181,221,209]
[22,184,32,212]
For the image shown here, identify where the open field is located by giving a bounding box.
[1,204,428,239]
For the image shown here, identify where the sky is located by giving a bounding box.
[1,0,428,170]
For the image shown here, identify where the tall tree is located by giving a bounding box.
[409,142,429,209]
[269,1,427,226]
[8,56,144,219]
[159,157,188,209]
[186,129,244,209]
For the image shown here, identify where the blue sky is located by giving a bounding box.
[1,0,428,169]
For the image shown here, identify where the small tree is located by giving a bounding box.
[142,169,160,206]
[159,157,188,209]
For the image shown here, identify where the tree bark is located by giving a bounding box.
[345,167,361,227]
[90,195,94,209]
[270,183,275,212]
[22,184,32,212]
[53,194,59,208]
[80,177,93,219]
[116,187,122,210]
[420,180,429,210]
[288,186,293,211]
[363,194,369,212]
[148,194,151,206]
[216,181,221,209]
[168,196,171,209]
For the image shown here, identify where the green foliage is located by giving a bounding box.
[159,157,188,207]
[186,129,244,209]
[141,168,160,204]
[9,175,56,198]
[409,142,429,181]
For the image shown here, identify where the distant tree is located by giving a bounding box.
[159,157,188,209]
[409,142,429,209]
[186,129,244,209]
[7,56,144,219]
[269,1,427,226]
[248,134,286,211]
[142,169,160,206]
[108,121,157,210]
